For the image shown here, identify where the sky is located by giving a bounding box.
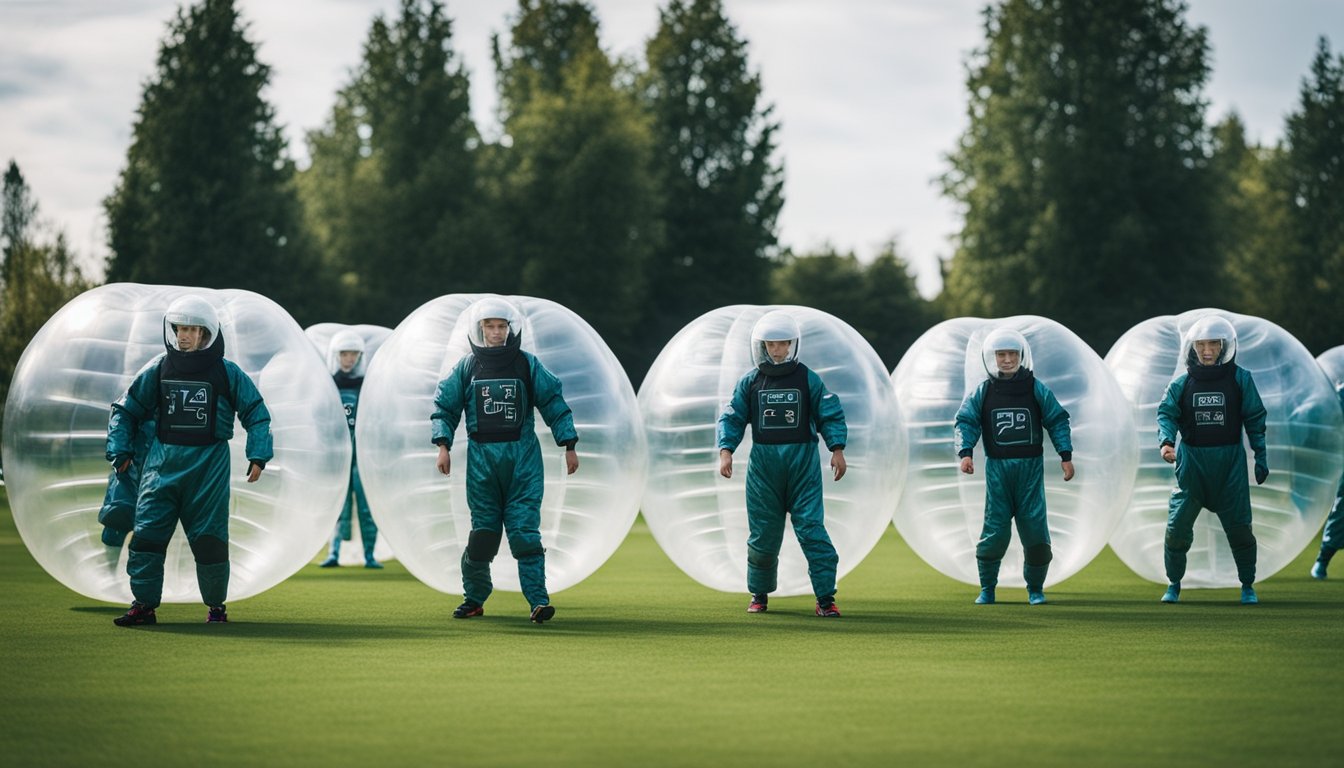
[2,0,1341,298]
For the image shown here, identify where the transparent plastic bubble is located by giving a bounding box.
[1319,345,1344,392]
[355,294,645,594]
[1105,309,1344,586]
[892,316,1136,587]
[2,283,351,603]
[304,323,395,566]
[639,305,904,596]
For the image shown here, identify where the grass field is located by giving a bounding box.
[2,486,1341,768]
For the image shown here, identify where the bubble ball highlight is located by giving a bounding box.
[1105,309,1344,587]
[355,294,646,594]
[1319,345,1344,393]
[304,323,396,566]
[891,316,1137,587]
[1,283,352,603]
[639,305,904,596]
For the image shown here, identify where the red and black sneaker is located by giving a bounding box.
[113,602,157,627]
[747,593,768,613]
[206,605,228,623]
[815,600,841,618]
[452,601,484,619]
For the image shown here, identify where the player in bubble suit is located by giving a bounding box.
[431,297,578,624]
[1310,381,1344,580]
[955,328,1074,606]
[1157,315,1267,604]
[319,331,382,569]
[717,311,847,617]
[105,295,273,626]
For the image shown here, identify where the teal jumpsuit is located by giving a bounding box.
[98,419,153,547]
[431,348,577,610]
[326,373,378,562]
[717,363,846,601]
[1319,384,1344,567]
[1156,364,1267,586]
[954,370,1072,592]
[106,349,272,608]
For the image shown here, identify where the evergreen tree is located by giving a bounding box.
[940,0,1216,350]
[1209,114,1286,320]
[492,0,660,373]
[301,0,481,325]
[1269,37,1344,353]
[1,161,90,448]
[639,0,783,350]
[103,0,327,323]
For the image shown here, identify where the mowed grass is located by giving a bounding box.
[1,486,1341,768]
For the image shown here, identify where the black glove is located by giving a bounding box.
[1254,461,1268,485]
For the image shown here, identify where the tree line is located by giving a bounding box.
[3,0,1342,447]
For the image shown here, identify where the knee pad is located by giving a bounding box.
[1226,524,1257,551]
[129,536,170,555]
[1024,543,1053,567]
[747,546,778,571]
[466,529,503,562]
[1164,531,1193,553]
[507,534,545,560]
[189,535,230,565]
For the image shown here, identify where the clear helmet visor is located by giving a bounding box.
[163,295,221,352]
[981,327,1032,377]
[466,297,523,348]
[327,330,366,376]
[1182,315,1237,366]
[750,310,801,368]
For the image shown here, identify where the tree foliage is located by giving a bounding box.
[492,0,660,372]
[1,161,90,448]
[940,0,1216,350]
[301,0,482,325]
[103,0,327,324]
[638,0,784,351]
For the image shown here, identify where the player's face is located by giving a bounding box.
[481,318,510,347]
[338,350,361,372]
[176,325,205,352]
[995,349,1021,375]
[765,340,792,363]
[1195,339,1223,365]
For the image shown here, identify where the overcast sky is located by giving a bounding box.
[2,0,1341,297]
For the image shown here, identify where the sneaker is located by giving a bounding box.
[747,593,768,613]
[206,605,228,623]
[815,600,841,618]
[1311,561,1328,580]
[364,559,384,570]
[530,604,556,624]
[113,602,156,627]
[318,555,340,568]
[1161,584,1181,604]
[1028,590,1047,605]
[1240,585,1258,605]
[975,588,995,605]
[452,601,484,619]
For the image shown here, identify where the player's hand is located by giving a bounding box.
[436,444,451,476]
[111,455,132,474]
[960,456,974,475]
[831,449,847,481]
[1160,445,1176,464]
[1254,461,1268,485]
[1061,460,1075,482]
[719,449,733,479]
[565,448,579,475]
[246,461,264,483]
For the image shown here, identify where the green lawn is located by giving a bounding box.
[1,485,1340,767]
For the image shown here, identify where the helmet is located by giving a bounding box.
[750,310,801,371]
[163,295,221,352]
[1182,314,1237,367]
[327,329,366,376]
[980,327,1032,377]
[466,297,523,351]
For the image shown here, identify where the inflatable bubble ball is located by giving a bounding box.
[2,283,351,603]
[304,323,396,566]
[355,294,646,595]
[1105,309,1344,587]
[639,305,904,596]
[892,316,1137,588]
